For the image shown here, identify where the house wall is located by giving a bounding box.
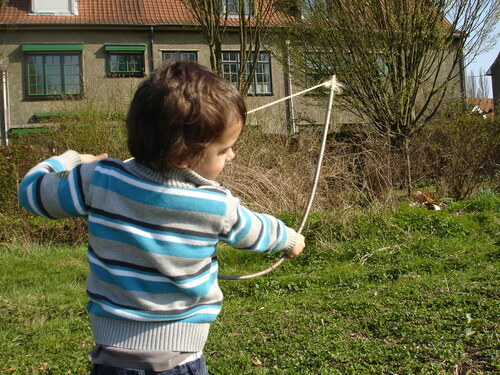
[490,56,500,114]
[0,27,467,136]
[0,27,299,133]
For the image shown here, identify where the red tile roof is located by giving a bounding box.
[0,0,194,26]
[468,98,494,114]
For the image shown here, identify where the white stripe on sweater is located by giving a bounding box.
[88,251,218,289]
[95,165,227,202]
[92,299,220,322]
[88,216,216,246]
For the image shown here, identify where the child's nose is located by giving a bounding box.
[226,148,235,162]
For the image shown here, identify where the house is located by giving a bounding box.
[468,98,494,118]
[486,51,500,115]
[0,0,315,142]
[0,0,467,145]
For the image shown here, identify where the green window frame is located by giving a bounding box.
[22,44,83,99]
[221,51,272,95]
[105,45,146,77]
[162,51,198,62]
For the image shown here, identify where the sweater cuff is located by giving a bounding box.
[58,150,82,170]
[282,227,298,252]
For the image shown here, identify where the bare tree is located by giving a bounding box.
[281,0,499,195]
[467,68,491,99]
[467,69,479,98]
[182,0,278,94]
[181,0,227,74]
[477,67,490,99]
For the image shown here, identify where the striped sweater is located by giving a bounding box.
[18,150,297,352]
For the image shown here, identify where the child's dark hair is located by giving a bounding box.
[126,60,247,172]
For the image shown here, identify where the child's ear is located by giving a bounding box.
[171,145,191,168]
[174,161,189,168]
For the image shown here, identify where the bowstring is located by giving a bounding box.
[218,76,341,280]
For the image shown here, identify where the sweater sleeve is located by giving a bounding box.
[18,150,94,219]
[220,191,297,253]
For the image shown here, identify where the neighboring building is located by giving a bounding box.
[486,52,500,115]
[0,0,467,143]
[0,0,306,137]
[468,98,494,119]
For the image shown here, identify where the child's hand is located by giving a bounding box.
[284,234,305,259]
[80,153,108,164]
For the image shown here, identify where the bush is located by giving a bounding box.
[417,115,499,200]
[0,120,128,244]
[2,111,497,244]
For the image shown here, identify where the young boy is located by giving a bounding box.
[18,60,305,374]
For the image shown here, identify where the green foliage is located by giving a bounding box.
[1,193,499,374]
[49,120,129,159]
[0,121,128,244]
[445,188,500,213]
[419,115,499,200]
[393,205,470,238]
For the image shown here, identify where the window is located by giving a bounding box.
[105,45,146,77]
[222,51,272,95]
[31,0,78,15]
[305,51,338,95]
[222,0,252,16]
[376,53,389,76]
[301,0,324,20]
[162,51,198,62]
[22,44,83,98]
[305,51,334,94]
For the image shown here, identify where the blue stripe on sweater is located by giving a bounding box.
[18,171,52,218]
[90,208,218,240]
[88,251,217,295]
[92,167,227,216]
[88,300,220,322]
[88,219,218,258]
[271,219,287,251]
[46,158,64,171]
[253,214,271,251]
[89,260,216,296]
[222,205,253,246]
[57,174,85,217]
[72,165,89,212]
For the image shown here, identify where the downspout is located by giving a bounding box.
[1,63,10,146]
[149,26,155,73]
[285,40,297,134]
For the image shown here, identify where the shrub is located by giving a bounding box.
[0,120,128,244]
[417,115,499,200]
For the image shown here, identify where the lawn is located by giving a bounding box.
[1,191,498,374]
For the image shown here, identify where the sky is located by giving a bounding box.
[466,23,500,98]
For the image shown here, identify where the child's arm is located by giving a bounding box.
[221,195,305,257]
[18,151,106,219]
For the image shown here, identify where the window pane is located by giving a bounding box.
[222,51,271,94]
[45,56,62,95]
[25,53,81,97]
[222,51,240,88]
[224,0,251,15]
[253,52,271,94]
[64,55,81,94]
[27,55,45,95]
[109,53,143,75]
[162,51,197,62]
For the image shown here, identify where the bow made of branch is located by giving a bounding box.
[218,76,342,280]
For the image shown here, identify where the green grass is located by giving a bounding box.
[1,194,498,374]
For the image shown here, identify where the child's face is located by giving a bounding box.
[190,118,242,180]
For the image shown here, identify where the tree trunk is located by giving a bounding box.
[404,137,412,198]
